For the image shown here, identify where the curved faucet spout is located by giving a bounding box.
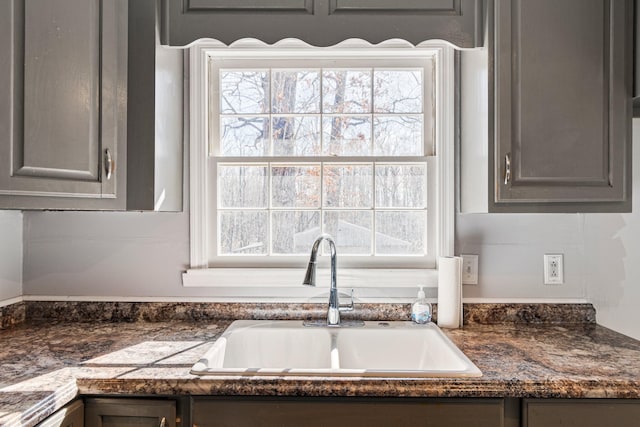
[302,234,349,326]
[302,234,336,288]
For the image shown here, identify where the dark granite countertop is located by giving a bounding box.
[0,302,639,427]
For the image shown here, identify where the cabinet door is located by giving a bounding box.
[160,0,483,48]
[84,398,176,427]
[491,0,632,212]
[523,399,640,427]
[0,0,127,210]
[192,397,511,427]
[37,400,84,427]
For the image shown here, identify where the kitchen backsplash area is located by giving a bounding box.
[0,300,596,331]
[1,125,639,339]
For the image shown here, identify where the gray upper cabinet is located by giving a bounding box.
[490,0,633,212]
[0,0,183,211]
[160,0,484,48]
[0,0,128,210]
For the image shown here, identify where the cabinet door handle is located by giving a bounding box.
[504,153,511,185]
[104,148,114,180]
[159,417,166,427]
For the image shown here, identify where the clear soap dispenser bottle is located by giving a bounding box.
[411,285,432,324]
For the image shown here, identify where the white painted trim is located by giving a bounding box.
[182,268,438,287]
[21,295,238,302]
[462,298,590,304]
[23,294,422,303]
[0,296,24,308]
[182,268,438,301]
[189,44,210,268]
[0,190,103,198]
[435,46,456,258]
[20,295,253,302]
[19,295,590,305]
[173,38,477,51]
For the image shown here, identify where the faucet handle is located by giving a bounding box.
[339,288,355,312]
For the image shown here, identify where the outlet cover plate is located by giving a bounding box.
[544,254,564,285]
[461,254,479,285]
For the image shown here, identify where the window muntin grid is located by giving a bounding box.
[209,58,434,260]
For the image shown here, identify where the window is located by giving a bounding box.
[185,41,454,301]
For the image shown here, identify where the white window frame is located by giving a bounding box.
[184,40,454,302]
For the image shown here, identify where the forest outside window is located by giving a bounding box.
[186,42,454,297]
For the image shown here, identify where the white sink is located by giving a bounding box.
[191,320,482,378]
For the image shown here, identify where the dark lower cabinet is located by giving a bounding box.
[63,396,640,427]
[84,398,176,427]
[522,399,640,427]
[36,400,84,427]
[191,397,519,427]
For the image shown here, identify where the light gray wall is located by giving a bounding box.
[0,210,23,301]
[22,210,196,298]
[582,119,640,340]
[21,209,592,300]
[457,213,586,300]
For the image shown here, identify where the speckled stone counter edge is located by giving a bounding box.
[10,301,597,326]
[0,302,26,330]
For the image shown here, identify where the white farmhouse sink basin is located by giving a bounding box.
[191,320,482,378]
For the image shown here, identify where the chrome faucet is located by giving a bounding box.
[302,234,354,326]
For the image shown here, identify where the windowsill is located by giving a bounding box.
[182,268,438,302]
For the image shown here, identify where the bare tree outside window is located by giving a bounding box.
[213,61,431,257]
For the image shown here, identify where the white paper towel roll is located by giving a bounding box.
[437,256,463,329]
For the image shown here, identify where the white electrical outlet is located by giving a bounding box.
[544,254,564,285]
[461,254,479,285]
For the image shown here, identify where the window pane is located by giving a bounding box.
[323,211,372,255]
[272,211,321,254]
[272,165,321,208]
[219,211,268,255]
[272,70,320,114]
[220,70,269,114]
[373,115,422,156]
[375,164,426,208]
[211,59,436,265]
[220,117,269,156]
[375,211,426,255]
[374,70,422,113]
[322,116,372,156]
[272,116,321,156]
[322,70,372,113]
[218,165,268,208]
[323,164,373,208]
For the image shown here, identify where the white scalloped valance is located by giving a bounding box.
[160,0,484,49]
[178,37,470,51]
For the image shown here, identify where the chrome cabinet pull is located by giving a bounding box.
[104,148,114,180]
[159,417,166,427]
[504,153,511,185]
